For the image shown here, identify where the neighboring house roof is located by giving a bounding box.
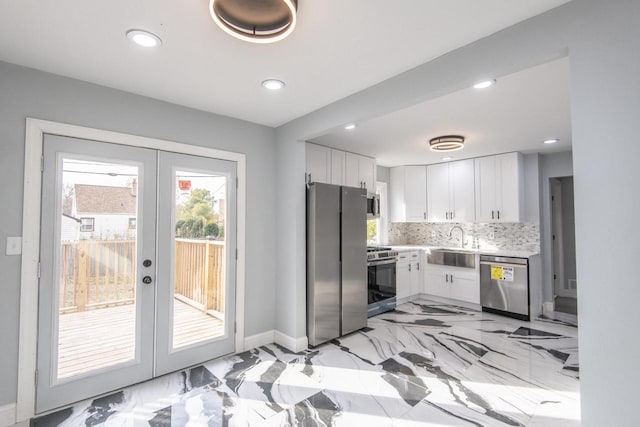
[62,213,81,223]
[74,184,136,215]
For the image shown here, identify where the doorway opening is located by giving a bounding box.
[550,176,577,320]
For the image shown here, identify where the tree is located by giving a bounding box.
[175,188,222,238]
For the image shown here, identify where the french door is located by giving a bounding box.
[36,134,236,413]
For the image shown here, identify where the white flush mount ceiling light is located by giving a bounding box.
[344,124,357,130]
[429,135,465,152]
[473,79,496,89]
[543,138,560,144]
[262,79,286,90]
[209,0,298,44]
[126,29,162,47]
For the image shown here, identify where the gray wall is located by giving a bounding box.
[376,165,390,184]
[0,61,277,406]
[276,1,640,424]
[522,153,541,224]
[560,177,576,289]
[539,151,573,303]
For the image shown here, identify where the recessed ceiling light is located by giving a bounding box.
[344,124,357,130]
[262,79,286,90]
[473,79,496,89]
[543,138,560,144]
[126,29,162,47]
[441,156,453,161]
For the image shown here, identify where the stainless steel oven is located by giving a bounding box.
[367,247,397,317]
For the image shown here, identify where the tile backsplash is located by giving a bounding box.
[388,222,540,253]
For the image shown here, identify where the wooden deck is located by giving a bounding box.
[57,299,225,379]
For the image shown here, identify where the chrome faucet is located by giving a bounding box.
[448,225,465,248]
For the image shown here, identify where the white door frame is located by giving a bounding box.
[16,118,247,422]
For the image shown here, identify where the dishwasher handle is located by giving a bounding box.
[480,261,528,269]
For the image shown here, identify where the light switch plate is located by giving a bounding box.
[6,236,22,255]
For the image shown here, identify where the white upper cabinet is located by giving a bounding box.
[358,155,376,192]
[427,159,475,222]
[306,143,331,184]
[389,166,427,222]
[475,152,523,222]
[390,166,427,222]
[345,152,376,191]
[427,163,450,222]
[330,149,345,186]
[306,143,376,190]
[404,166,427,222]
[344,152,360,187]
[450,159,475,221]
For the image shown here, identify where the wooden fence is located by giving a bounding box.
[60,239,225,315]
[174,239,225,315]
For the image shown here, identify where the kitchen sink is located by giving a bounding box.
[427,249,476,269]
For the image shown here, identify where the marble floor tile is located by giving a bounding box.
[33,299,581,427]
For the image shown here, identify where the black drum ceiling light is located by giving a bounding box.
[209,0,298,44]
[429,135,465,152]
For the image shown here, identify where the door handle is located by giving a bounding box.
[445,274,448,283]
[142,276,153,285]
[497,210,500,220]
[492,210,495,219]
[423,212,426,220]
[450,275,454,283]
[445,211,448,220]
[417,262,420,270]
[409,264,412,272]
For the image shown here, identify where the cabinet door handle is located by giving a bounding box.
[417,262,420,270]
[423,212,426,220]
[450,275,454,283]
[445,274,448,283]
[409,264,412,272]
[497,210,500,220]
[492,210,495,219]
[451,211,454,220]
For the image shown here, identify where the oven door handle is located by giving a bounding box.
[368,259,397,267]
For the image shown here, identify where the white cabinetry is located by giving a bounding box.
[396,251,422,301]
[427,159,475,222]
[345,152,376,191]
[306,143,376,190]
[389,166,427,222]
[474,153,523,222]
[424,264,480,304]
[330,149,345,185]
[305,143,331,184]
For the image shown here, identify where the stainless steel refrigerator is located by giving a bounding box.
[307,182,368,346]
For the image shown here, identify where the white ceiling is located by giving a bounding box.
[0,0,570,127]
[310,57,572,167]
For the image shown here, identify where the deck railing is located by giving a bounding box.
[174,239,225,315]
[60,239,225,314]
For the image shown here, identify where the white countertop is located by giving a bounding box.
[389,245,539,259]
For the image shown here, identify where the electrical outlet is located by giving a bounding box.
[6,236,22,255]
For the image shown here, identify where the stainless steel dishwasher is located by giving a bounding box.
[480,255,530,321]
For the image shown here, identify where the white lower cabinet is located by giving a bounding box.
[423,264,480,304]
[396,251,422,301]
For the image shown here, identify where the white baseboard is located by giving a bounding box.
[244,330,275,350]
[0,403,16,427]
[274,331,308,353]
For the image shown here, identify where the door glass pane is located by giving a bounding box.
[57,159,139,379]
[172,170,226,349]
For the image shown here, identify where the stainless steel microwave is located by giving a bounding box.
[366,194,381,219]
